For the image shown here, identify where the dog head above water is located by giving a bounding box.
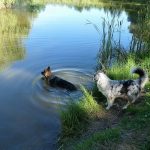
[41,66,53,79]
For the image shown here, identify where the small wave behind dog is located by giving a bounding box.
[31,69,94,110]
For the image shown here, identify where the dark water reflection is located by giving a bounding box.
[0,4,132,150]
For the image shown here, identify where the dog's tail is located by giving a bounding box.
[131,67,148,88]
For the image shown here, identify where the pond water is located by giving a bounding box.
[0,3,132,150]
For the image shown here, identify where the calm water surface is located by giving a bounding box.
[0,4,131,150]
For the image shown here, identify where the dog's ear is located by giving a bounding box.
[47,66,51,71]
[41,71,44,75]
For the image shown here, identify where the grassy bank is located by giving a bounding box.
[60,87,103,140]
[60,64,150,150]
[74,128,121,150]
[59,3,150,149]
[71,85,150,150]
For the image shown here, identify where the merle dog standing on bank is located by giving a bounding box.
[94,67,148,110]
[41,66,77,91]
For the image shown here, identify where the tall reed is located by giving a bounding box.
[95,5,150,78]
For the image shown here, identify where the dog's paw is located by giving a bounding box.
[106,106,110,110]
[122,106,128,110]
[131,100,136,104]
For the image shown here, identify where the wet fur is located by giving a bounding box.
[94,68,148,110]
[41,66,77,91]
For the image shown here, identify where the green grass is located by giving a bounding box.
[142,140,150,150]
[58,1,150,148]
[105,53,150,80]
[107,57,136,80]
[60,74,150,149]
[61,102,88,137]
[60,86,101,138]
[80,86,101,117]
[74,128,120,150]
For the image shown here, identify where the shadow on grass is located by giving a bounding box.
[74,128,120,150]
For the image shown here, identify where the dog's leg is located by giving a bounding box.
[122,101,131,109]
[131,98,136,104]
[131,94,139,104]
[106,97,114,110]
[123,92,137,109]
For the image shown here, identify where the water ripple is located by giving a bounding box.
[31,69,94,109]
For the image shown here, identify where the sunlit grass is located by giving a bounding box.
[106,54,150,81]
[61,86,102,138]
[107,57,136,80]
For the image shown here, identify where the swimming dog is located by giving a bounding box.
[41,66,77,91]
[94,68,148,110]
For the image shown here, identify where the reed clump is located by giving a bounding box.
[61,86,101,138]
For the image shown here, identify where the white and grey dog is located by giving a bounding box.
[94,68,148,110]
